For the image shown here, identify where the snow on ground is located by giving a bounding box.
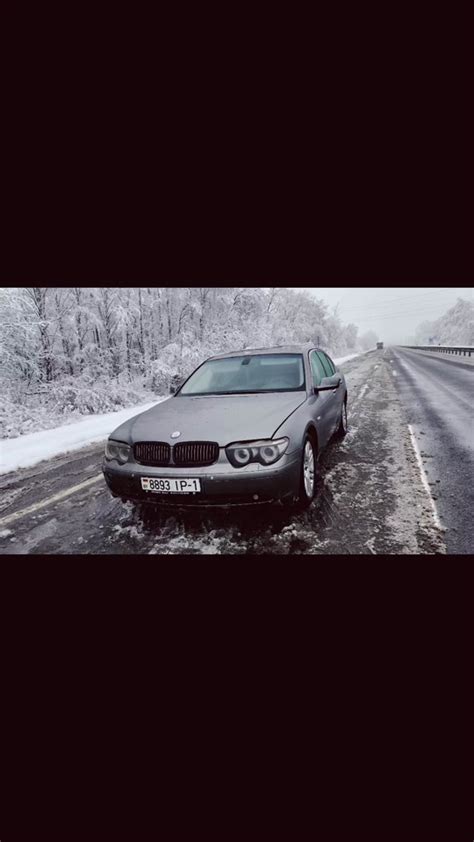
[0,399,167,476]
[0,528,13,538]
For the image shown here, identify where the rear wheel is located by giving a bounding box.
[297,435,316,507]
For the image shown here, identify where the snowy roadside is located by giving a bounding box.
[0,398,168,476]
[0,385,161,440]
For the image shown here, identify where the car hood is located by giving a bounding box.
[112,393,307,447]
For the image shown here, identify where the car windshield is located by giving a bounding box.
[179,354,306,396]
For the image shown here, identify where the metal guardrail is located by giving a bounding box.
[404,345,473,357]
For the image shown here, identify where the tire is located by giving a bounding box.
[297,434,317,507]
[334,398,348,440]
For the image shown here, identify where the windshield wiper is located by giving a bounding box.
[182,389,304,396]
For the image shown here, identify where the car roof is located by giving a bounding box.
[208,343,317,361]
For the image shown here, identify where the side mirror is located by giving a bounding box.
[315,375,341,392]
[169,385,176,395]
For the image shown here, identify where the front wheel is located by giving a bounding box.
[297,435,317,507]
[334,399,348,440]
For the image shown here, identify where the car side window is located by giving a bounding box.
[320,351,336,376]
[316,351,333,378]
[310,351,326,387]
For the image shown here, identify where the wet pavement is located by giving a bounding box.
[390,347,473,554]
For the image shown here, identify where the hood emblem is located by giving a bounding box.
[171,431,181,439]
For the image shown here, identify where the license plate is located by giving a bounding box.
[141,477,202,494]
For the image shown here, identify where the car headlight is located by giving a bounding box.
[226,438,289,468]
[105,440,131,464]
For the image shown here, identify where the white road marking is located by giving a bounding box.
[0,474,103,528]
[407,425,442,530]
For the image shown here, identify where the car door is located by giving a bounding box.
[309,350,335,447]
[317,351,343,435]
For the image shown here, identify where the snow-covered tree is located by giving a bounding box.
[0,286,368,437]
[415,298,473,346]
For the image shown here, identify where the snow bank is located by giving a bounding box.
[0,399,168,476]
[333,350,371,366]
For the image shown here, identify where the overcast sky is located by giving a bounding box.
[293,287,472,344]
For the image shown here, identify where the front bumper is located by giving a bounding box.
[102,452,301,506]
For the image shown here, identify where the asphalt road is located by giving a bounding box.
[390,347,473,554]
[0,350,454,555]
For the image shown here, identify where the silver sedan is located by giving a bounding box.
[102,343,348,508]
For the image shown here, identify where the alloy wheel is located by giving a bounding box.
[303,440,315,498]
